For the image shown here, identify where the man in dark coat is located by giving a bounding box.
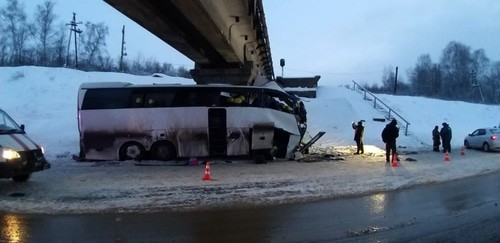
[382,119,399,163]
[352,121,364,154]
[432,125,441,152]
[440,122,452,153]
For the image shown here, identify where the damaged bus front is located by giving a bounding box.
[76,82,307,163]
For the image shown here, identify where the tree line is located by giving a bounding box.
[366,41,500,104]
[0,0,192,78]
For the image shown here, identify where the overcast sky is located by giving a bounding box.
[18,0,500,84]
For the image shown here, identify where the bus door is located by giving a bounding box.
[208,108,227,156]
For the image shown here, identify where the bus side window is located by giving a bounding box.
[172,91,189,107]
[248,93,262,107]
[132,94,144,108]
[144,93,173,107]
[146,98,156,107]
[197,91,218,106]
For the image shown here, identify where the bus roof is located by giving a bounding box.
[79,81,290,93]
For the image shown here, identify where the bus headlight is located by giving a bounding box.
[2,148,21,160]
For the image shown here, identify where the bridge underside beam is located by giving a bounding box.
[104,0,275,84]
[190,61,254,85]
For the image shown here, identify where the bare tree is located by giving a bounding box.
[408,54,443,97]
[79,21,109,70]
[144,58,161,73]
[409,54,433,96]
[381,66,396,92]
[129,55,144,74]
[162,63,176,76]
[0,20,7,65]
[428,63,442,97]
[439,41,473,99]
[32,0,57,66]
[484,61,500,103]
[52,23,66,67]
[0,0,29,65]
[470,49,490,102]
[176,66,191,78]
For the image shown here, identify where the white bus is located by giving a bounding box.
[76,82,307,162]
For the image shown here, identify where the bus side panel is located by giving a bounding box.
[175,128,209,158]
[79,108,209,160]
[226,127,250,156]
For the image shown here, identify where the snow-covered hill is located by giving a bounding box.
[1,66,499,158]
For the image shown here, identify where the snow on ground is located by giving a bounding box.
[0,66,499,214]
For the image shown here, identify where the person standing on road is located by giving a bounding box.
[432,125,441,152]
[440,122,452,153]
[352,120,364,154]
[382,119,399,163]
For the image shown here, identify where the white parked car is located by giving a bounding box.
[464,127,500,152]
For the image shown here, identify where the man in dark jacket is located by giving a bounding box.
[382,119,399,163]
[352,121,364,154]
[440,122,452,153]
[432,125,441,152]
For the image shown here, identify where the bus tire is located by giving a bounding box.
[12,173,31,182]
[150,141,176,161]
[119,142,146,161]
[253,150,267,164]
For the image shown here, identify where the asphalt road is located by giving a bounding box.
[1,171,499,242]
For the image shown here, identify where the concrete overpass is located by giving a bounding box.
[103,0,274,86]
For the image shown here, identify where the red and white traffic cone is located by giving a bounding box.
[391,153,398,167]
[202,162,213,181]
[444,151,450,162]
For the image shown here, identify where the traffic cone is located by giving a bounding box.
[444,151,450,162]
[202,161,213,181]
[460,147,465,156]
[391,153,398,167]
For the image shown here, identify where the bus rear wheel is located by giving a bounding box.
[150,141,176,161]
[119,142,145,161]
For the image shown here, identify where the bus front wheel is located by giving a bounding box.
[119,142,145,161]
[150,141,176,161]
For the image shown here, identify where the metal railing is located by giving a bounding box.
[351,81,411,136]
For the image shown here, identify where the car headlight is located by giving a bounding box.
[2,148,21,160]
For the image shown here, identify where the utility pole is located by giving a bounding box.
[393,66,398,95]
[65,12,82,69]
[119,25,127,72]
[471,69,485,103]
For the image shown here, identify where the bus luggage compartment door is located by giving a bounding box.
[208,108,227,156]
[251,122,274,150]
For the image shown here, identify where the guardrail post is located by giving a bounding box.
[405,123,409,136]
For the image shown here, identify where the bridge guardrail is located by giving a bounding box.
[351,81,410,136]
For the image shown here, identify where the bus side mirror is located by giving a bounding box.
[20,124,25,131]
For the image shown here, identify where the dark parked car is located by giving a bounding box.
[464,127,500,152]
